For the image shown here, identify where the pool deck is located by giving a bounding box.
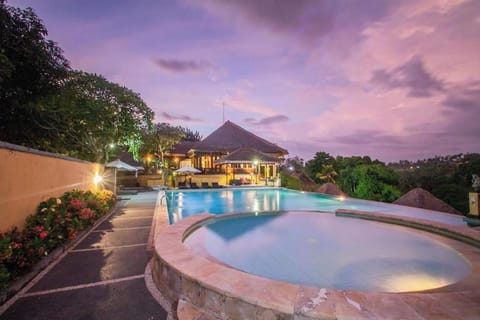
[0,191,171,320]
[153,206,480,319]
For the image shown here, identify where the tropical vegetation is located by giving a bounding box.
[0,190,115,290]
[288,151,480,213]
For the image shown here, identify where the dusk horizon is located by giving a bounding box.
[9,0,480,163]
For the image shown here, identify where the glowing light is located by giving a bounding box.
[337,196,346,201]
[93,174,103,184]
[383,274,452,292]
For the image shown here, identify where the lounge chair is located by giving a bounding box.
[201,182,210,188]
[178,182,188,189]
[212,182,222,188]
[190,182,199,189]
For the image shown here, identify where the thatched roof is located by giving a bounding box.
[171,141,197,156]
[394,188,461,215]
[316,183,347,197]
[215,146,281,164]
[190,120,288,155]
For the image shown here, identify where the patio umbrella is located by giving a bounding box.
[174,166,201,174]
[105,159,138,193]
[175,166,201,185]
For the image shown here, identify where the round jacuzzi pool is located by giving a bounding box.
[183,211,471,293]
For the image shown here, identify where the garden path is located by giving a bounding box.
[0,191,168,320]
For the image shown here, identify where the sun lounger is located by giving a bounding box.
[201,182,210,188]
[190,182,199,189]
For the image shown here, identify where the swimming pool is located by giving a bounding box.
[165,187,464,225]
[184,211,471,292]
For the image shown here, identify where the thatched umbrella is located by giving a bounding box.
[316,182,347,197]
[394,188,461,215]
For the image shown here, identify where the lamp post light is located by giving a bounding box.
[253,160,259,184]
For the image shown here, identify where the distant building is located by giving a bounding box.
[169,120,288,184]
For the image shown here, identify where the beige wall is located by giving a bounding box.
[0,143,103,232]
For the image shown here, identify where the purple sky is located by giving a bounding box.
[9,0,480,162]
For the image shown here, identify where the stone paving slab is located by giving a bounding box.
[28,245,152,292]
[112,208,154,218]
[1,278,167,320]
[74,228,150,249]
[96,216,153,230]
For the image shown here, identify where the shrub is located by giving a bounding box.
[0,189,115,289]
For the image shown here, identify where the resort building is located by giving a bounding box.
[170,120,288,185]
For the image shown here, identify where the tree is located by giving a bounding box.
[335,156,374,194]
[141,123,186,167]
[178,126,202,142]
[305,151,335,183]
[36,71,154,162]
[315,164,338,184]
[0,2,70,145]
[349,164,401,202]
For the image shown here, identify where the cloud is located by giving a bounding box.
[370,55,444,98]
[442,81,480,111]
[160,112,202,122]
[244,115,289,126]
[328,130,406,146]
[440,81,480,138]
[153,58,212,73]
[190,0,396,44]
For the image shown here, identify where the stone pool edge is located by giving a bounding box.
[152,211,480,319]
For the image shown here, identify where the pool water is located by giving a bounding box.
[184,212,471,292]
[166,188,464,225]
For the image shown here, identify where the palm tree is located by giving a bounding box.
[316,164,338,184]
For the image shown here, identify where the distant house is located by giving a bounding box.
[169,120,288,184]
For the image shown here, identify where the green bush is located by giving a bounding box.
[280,173,302,190]
[0,189,116,289]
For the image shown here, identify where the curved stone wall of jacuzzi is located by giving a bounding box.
[152,211,480,319]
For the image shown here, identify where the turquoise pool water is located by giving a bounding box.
[166,187,464,225]
[184,212,471,292]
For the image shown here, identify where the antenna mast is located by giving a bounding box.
[222,101,225,123]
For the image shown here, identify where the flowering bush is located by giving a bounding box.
[0,189,115,290]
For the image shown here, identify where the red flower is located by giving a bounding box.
[79,208,95,220]
[69,199,86,210]
[68,232,77,240]
[39,231,48,239]
[35,226,44,233]
[12,242,22,249]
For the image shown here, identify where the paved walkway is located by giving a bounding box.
[0,191,169,320]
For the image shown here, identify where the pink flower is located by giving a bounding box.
[35,226,44,233]
[68,232,77,240]
[69,198,86,210]
[39,231,48,239]
[12,242,22,249]
[79,208,95,220]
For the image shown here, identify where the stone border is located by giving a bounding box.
[153,211,480,319]
[0,141,93,164]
